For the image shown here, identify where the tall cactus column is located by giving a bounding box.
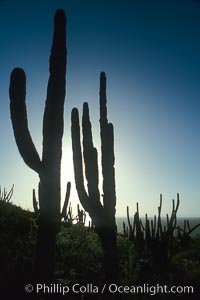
[71,72,118,284]
[99,72,117,284]
[9,10,67,281]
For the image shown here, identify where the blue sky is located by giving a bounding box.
[0,0,199,218]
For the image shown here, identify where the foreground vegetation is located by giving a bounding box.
[0,200,200,299]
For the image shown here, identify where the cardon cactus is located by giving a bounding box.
[125,194,182,275]
[9,10,67,281]
[71,72,118,284]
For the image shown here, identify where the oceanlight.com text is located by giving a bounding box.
[108,283,194,295]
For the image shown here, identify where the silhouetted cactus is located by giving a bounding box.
[32,187,39,216]
[77,204,86,224]
[125,194,200,278]
[126,195,180,250]
[61,202,86,224]
[9,10,67,281]
[33,181,71,220]
[71,72,118,283]
[0,185,14,202]
[61,181,71,220]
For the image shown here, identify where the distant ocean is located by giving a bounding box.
[116,217,200,237]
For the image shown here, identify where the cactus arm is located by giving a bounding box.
[71,108,91,212]
[145,214,151,243]
[157,194,163,236]
[99,72,116,216]
[127,206,134,240]
[82,102,99,191]
[33,188,39,215]
[61,181,71,219]
[42,10,67,168]
[168,194,179,230]
[187,220,190,231]
[82,102,103,212]
[9,68,41,173]
[150,215,156,239]
[72,105,104,220]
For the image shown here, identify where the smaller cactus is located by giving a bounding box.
[0,185,14,202]
[125,194,200,276]
[32,187,39,215]
[33,181,72,221]
[125,194,180,270]
[61,182,71,220]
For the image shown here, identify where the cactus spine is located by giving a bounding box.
[9,10,67,281]
[71,72,118,283]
